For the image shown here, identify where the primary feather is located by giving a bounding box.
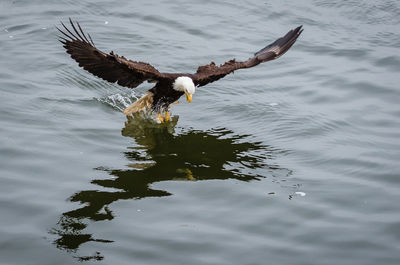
[57,18,166,88]
[192,26,303,87]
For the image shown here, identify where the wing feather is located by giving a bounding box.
[192,26,303,87]
[58,19,166,88]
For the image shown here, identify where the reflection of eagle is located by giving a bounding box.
[51,118,292,259]
[58,19,303,122]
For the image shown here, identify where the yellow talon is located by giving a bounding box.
[165,111,170,122]
[158,113,164,123]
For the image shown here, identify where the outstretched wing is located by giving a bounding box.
[192,26,303,87]
[58,19,167,88]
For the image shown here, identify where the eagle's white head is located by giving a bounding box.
[173,76,196,102]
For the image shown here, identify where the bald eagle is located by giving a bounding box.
[58,19,302,122]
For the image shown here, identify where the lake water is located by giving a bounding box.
[1,1,400,264]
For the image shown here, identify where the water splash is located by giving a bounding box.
[97,91,138,112]
[97,91,165,123]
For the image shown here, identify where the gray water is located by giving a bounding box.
[1,1,400,264]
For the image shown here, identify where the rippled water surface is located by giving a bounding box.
[1,1,400,264]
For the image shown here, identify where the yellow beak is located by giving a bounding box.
[185,91,192,103]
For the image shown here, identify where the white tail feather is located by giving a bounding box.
[123,91,154,116]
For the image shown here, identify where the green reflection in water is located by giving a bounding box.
[51,115,291,260]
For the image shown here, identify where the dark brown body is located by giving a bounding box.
[149,78,184,112]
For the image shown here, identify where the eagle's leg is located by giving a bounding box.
[157,111,170,123]
[157,113,164,123]
[165,111,170,122]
